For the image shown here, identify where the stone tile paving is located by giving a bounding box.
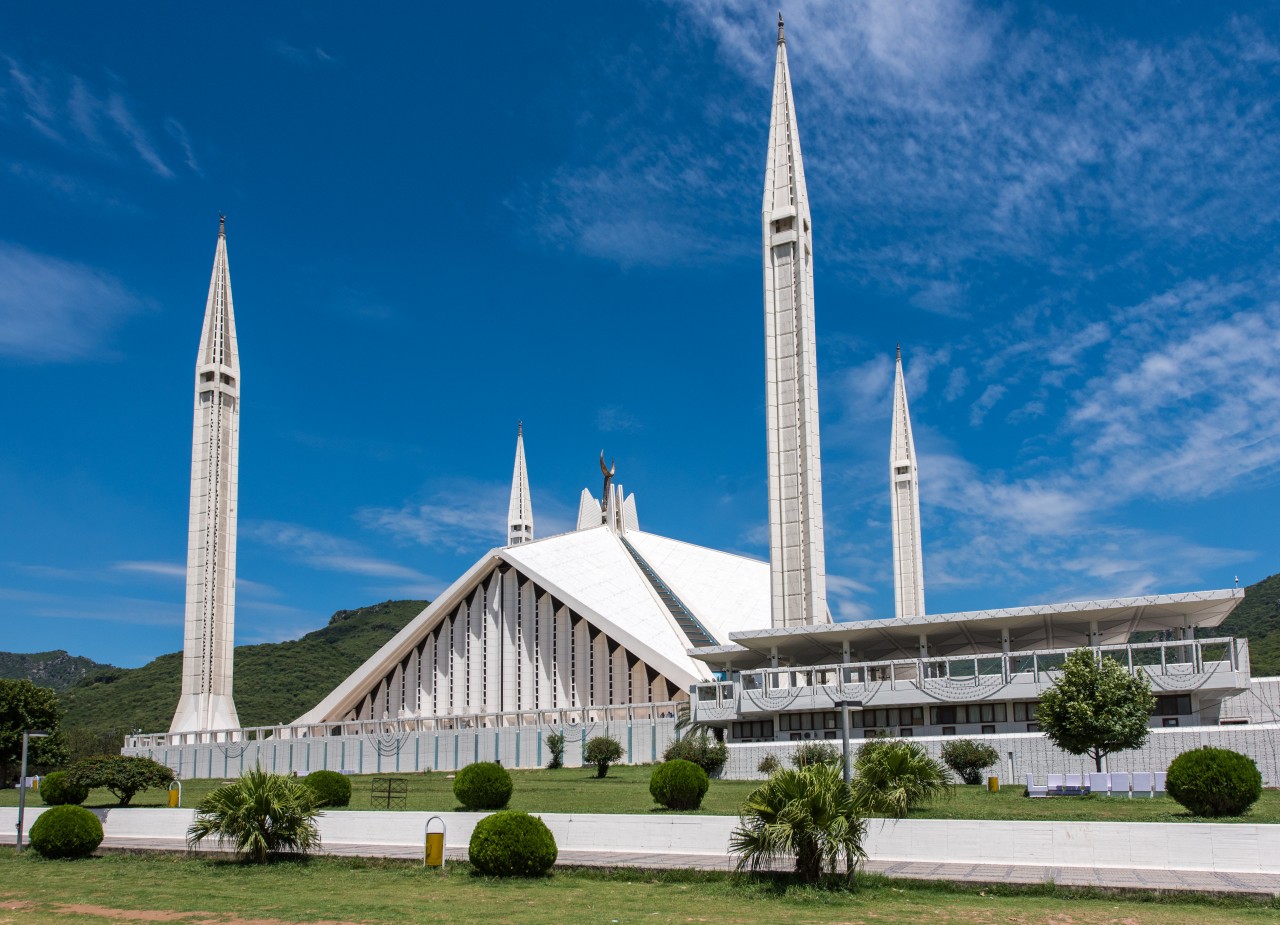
[5,832,1276,897]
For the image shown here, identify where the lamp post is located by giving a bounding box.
[833,701,862,788]
[16,730,50,853]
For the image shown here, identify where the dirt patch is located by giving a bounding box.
[54,907,368,925]
[0,902,31,911]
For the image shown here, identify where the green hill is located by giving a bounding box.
[56,599,424,742]
[0,650,118,692]
[1221,571,1280,677]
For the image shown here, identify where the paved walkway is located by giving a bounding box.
[6,833,1275,898]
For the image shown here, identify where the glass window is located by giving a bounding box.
[942,726,956,736]
[981,725,996,735]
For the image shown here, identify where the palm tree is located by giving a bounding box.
[187,766,322,863]
[852,739,952,818]
[730,762,867,882]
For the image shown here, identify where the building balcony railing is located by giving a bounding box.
[690,637,1249,722]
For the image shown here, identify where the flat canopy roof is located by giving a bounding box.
[689,588,1244,669]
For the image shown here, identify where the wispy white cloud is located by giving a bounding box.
[273,41,336,68]
[0,242,148,362]
[244,520,440,589]
[113,560,185,578]
[1,56,195,178]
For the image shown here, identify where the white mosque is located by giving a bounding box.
[145,19,1274,779]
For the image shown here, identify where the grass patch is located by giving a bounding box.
[1,849,1275,925]
[3,768,1278,824]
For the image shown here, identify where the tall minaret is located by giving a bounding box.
[170,216,241,735]
[507,422,534,545]
[890,346,926,619]
[763,15,829,628]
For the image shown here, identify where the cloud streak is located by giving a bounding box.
[0,243,148,362]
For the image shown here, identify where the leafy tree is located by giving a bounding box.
[68,754,174,806]
[545,731,565,770]
[583,735,623,778]
[663,731,728,776]
[187,767,322,862]
[940,739,1001,785]
[790,741,842,769]
[1035,648,1156,772]
[731,762,867,883]
[852,739,951,818]
[0,679,68,787]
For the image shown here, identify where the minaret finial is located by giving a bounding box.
[218,213,226,238]
[896,343,901,361]
[777,12,785,44]
[518,419,523,437]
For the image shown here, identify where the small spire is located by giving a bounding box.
[896,343,902,361]
[517,419,523,437]
[218,213,226,238]
[777,12,785,45]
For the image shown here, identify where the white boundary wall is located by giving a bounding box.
[3,807,1277,875]
[123,719,678,780]
[123,720,1280,787]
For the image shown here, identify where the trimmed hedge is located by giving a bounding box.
[468,811,557,877]
[649,759,709,810]
[29,805,103,859]
[583,736,624,779]
[38,771,89,807]
[662,735,728,777]
[303,770,352,808]
[1166,747,1263,818]
[453,762,513,810]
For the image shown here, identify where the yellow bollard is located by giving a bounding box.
[987,776,1000,793]
[168,781,182,808]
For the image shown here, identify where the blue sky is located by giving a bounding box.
[2,1,1278,668]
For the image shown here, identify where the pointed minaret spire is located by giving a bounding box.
[778,12,785,44]
[762,19,829,628]
[890,348,926,619]
[171,217,242,735]
[507,421,534,545]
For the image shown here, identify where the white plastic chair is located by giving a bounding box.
[1132,771,1154,798]
[1088,772,1109,795]
[1153,771,1167,796]
[1109,772,1131,798]
[1025,774,1048,798]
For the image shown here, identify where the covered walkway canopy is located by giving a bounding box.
[689,589,1244,671]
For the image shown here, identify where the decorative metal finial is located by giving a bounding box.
[218,213,226,237]
[599,451,616,502]
[896,343,902,361]
[777,12,785,45]
[518,420,523,437]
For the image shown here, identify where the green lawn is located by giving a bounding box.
[1,850,1276,925]
[4,767,1279,823]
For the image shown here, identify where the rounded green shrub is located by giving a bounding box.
[1166,747,1262,818]
[649,759,710,810]
[663,734,728,777]
[28,805,103,859]
[38,771,89,807]
[303,770,352,807]
[757,753,781,775]
[468,810,557,877]
[453,762,513,810]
